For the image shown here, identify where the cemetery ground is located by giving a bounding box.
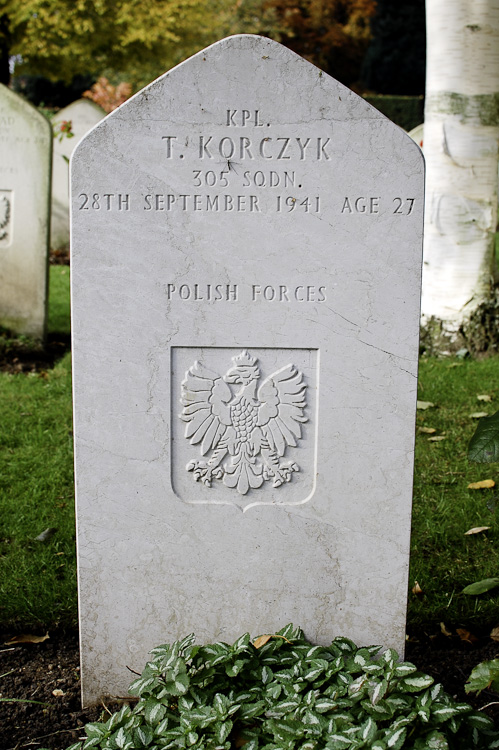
[1,268,499,746]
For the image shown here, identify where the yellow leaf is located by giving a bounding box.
[456,628,478,644]
[418,427,436,434]
[412,581,423,595]
[428,436,446,442]
[464,526,491,535]
[417,400,435,410]
[470,412,489,419]
[477,395,492,402]
[468,479,496,490]
[440,622,452,637]
[490,626,499,642]
[5,632,49,645]
[253,634,272,649]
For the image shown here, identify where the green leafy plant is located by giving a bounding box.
[466,660,499,696]
[468,411,499,464]
[66,625,496,750]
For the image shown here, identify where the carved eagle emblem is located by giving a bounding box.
[180,350,308,495]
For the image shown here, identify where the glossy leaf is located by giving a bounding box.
[465,659,499,694]
[468,410,499,463]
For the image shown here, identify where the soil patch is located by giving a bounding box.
[1,627,498,749]
[0,333,71,375]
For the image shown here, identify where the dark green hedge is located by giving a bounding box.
[363,95,424,131]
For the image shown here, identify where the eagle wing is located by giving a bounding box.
[257,364,307,456]
[180,361,232,455]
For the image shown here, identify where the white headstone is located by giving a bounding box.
[408,123,424,149]
[71,35,424,704]
[0,85,51,339]
[51,99,105,250]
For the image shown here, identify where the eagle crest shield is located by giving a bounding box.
[179,350,308,496]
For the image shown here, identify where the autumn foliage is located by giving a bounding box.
[264,0,377,86]
[83,77,132,113]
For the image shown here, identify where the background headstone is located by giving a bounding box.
[0,84,51,340]
[408,123,424,149]
[51,99,105,250]
[71,35,424,704]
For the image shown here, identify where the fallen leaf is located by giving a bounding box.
[478,395,493,402]
[428,436,446,442]
[457,628,479,644]
[34,527,57,543]
[490,627,499,642]
[440,622,452,637]
[52,689,65,697]
[464,526,491,535]
[463,578,499,595]
[5,633,49,645]
[253,634,272,649]
[417,400,435,410]
[470,412,490,419]
[468,479,496,490]
[418,427,437,434]
[412,581,423,595]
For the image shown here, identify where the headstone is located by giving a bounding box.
[0,84,51,339]
[408,123,424,149]
[71,35,424,704]
[51,99,105,250]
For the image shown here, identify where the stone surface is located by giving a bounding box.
[0,85,51,339]
[51,99,105,249]
[71,35,424,704]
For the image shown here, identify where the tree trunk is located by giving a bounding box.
[422,0,499,335]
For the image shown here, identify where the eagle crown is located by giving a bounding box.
[224,350,260,386]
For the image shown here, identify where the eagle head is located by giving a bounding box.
[224,350,260,385]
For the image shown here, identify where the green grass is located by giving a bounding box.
[410,356,499,631]
[47,265,71,336]
[0,266,75,628]
[1,268,499,634]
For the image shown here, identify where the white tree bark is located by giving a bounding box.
[422,0,499,331]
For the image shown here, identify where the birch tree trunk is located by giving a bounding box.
[422,0,499,334]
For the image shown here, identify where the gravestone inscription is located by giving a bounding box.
[51,99,105,250]
[0,84,51,339]
[71,35,424,704]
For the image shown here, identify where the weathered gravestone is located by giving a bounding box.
[51,99,105,250]
[0,84,51,339]
[71,35,424,704]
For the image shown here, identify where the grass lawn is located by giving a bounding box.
[0,266,75,628]
[1,265,499,634]
[410,357,499,630]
